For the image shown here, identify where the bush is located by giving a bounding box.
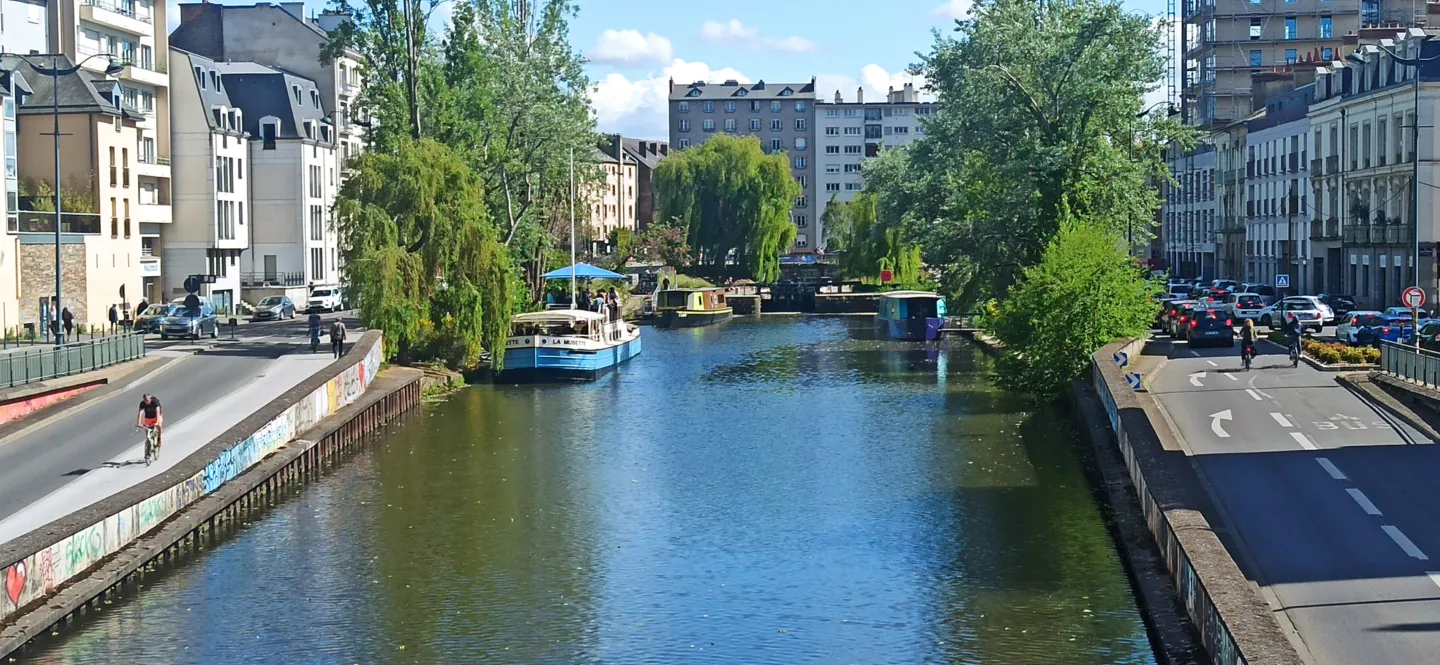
[1339,347,1365,364]
[1363,347,1381,363]
[1314,347,1341,364]
[1295,337,1379,366]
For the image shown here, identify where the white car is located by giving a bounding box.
[1223,292,1267,323]
[1335,310,1385,345]
[1286,295,1334,323]
[307,287,343,312]
[1262,297,1325,332]
[1384,306,1430,319]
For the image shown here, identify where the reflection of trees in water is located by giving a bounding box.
[704,339,988,388]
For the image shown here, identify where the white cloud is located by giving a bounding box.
[588,29,674,67]
[930,0,974,21]
[816,65,935,104]
[699,19,816,54]
[589,59,750,139]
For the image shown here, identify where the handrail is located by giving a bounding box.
[1379,341,1440,389]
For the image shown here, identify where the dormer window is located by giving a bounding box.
[209,71,218,90]
[261,119,278,150]
[212,106,223,126]
[311,90,320,108]
[779,88,793,96]
[686,88,701,97]
[292,85,302,105]
[735,89,747,97]
[195,66,205,89]
[304,120,314,140]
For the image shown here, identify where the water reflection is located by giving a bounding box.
[22,317,1154,665]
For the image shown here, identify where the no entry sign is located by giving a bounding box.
[1403,286,1427,309]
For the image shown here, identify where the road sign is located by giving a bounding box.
[1113,350,1129,368]
[1275,274,1290,289]
[1125,373,1143,391]
[1403,286,1427,309]
[879,269,894,284]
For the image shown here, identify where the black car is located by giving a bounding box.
[1185,307,1235,347]
[1318,294,1357,318]
[252,295,296,321]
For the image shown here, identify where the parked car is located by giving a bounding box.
[1237,284,1277,304]
[1166,283,1193,298]
[1160,299,1196,335]
[1288,295,1335,323]
[1357,315,1414,347]
[307,287,343,313]
[1185,307,1235,347]
[1169,302,1201,337]
[1223,292,1267,323]
[1384,306,1430,319]
[1335,311,1385,345]
[1211,279,1239,293]
[161,298,220,340]
[1262,297,1326,332]
[251,295,296,321]
[1318,294,1357,319]
[1409,319,1440,351]
[134,303,176,333]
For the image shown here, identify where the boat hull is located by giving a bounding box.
[498,335,642,382]
[656,307,733,328]
[878,317,943,341]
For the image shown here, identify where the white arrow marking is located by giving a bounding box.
[1211,410,1232,438]
[1189,372,1206,387]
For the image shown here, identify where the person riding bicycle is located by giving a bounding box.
[136,393,162,449]
[307,311,323,350]
[1239,318,1258,363]
[1284,312,1304,356]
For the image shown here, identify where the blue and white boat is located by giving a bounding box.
[499,309,642,382]
[876,291,947,341]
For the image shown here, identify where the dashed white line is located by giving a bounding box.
[1270,412,1294,428]
[1190,350,1201,357]
[1426,572,1440,590]
[1206,360,1219,367]
[1290,432,1317,450]
[1316,458,1348,480]
[1347,488,1383,515]
[1224,373,1238,381]
[1245,389,1264,401]
[1383,525,1430,560]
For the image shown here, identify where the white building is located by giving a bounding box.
[1162,147,1217,279]
[814,83,932,250]
[1243,82,1314,290]
[166,48,249,312]
[215,62,339,303]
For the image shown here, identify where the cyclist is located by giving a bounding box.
[307,311,323,353]
[1284,312,1304,360]
[1239,318,1258,368]
[136,393,163,451]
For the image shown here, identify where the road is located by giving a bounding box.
[1151,333,1440,665]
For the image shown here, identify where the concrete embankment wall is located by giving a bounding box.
[0,331,393,635]
[1090,339,1302,665]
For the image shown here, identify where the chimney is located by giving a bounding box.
[856,86,864,104]
[834,90,842,103]
[611,134,622,160]
[279,2,305,21]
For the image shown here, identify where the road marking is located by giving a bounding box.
[1316,458,1348,480]
[1224,373,1238,381]
[1347,488,1383,515]
[1211,410,1233,438]
[1190,350,1200,357]
[1383,525,1429,560]
[1270,412,1294,428]
[1206,360,1218,367]
[1290,432,1317,450]
[1426,572,1440,590]
[1189,372,1206,387]
[1246,375,1275,399]
[1245,389,1264,401]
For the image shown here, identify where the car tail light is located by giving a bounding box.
[1190,319,1198,328]
[1226,319,1233,326]
[1383,327,1392,334]
[1170,309,1177,316]
[1179,315,1188,322]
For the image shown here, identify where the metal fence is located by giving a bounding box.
[1379,341,1440,389]
[0,333,146,389]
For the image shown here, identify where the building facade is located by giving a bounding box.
[1244,80,1314,289]
[2,0,48,55]
[668,78,818,251]
[814,83,933,250]
[166,48,249,311]
[590,140,637,247]
[1163,146,1218,279]
[619,137,667,231]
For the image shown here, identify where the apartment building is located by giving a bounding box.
[1243,78,1314,288]
[668,78,817,251]
[166,48,249,311]
[589,140,636,248]
[170,3,366,169]
[209,63,338,305]
[1163,146,1218,279]
[2,0,48,55]
[814,83,933,250]
[3,55,143,325]
[619,137,668,231]
[1182,0,1357,127]
[0,71,24,329]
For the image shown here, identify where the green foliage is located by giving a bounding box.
[989,217,1159,396]
[674,274,714,289]
[334,139,514,368]
[637,217,692,267]
[608,227,634,271]
[22,177,97,214]
[831,193,926,287]
[654,135,798,281]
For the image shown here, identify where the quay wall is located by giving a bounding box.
[1090,339,1302,665]
[0,332,385,628]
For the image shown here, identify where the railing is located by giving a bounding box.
[1343,224,1369,244]
[1326,155,1340,173]
[1381,342,1440,390]
[1311,158,1324,175]
[82,0,152,23]
[1386,224,1411,244]
[10,211,101,234]
[0,332,144,389]
[240,272,306,287]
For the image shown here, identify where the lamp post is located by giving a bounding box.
[10,54,124,345]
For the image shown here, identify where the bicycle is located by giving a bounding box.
[139,425,160,466]
[1241,342,1255,371]
[1288,338,1301,368]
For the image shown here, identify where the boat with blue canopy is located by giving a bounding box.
[876,291,947,341]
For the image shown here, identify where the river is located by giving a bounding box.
[22,316,1155,664]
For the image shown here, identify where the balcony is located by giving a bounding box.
[1311,158,1323,175]
[1344,224,1369,244]
[123,63,167,88]
[9,211,101,235]
[79,0,152,35]
[135,202,170,225]
[1326,155,1340,174]
[241,272,306,288]
[135,156,169,180]
[1309,218,1341,240]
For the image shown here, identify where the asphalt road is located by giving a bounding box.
[1152,334,1440,665]
[146,310,359,351]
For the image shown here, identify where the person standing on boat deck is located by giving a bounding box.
[609,288,621,321]
[577,288,590,311]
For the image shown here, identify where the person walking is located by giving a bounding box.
[61,307,74,339]
[108,304,119,334]
[330,318,347,358]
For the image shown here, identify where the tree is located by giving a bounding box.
[829,193,925,287]
[607,227,635,271]
[334,139,514,367]
[989,215,1158,396]
[636,218,691,268]
[654,135,798,281]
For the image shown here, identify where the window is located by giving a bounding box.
[771,101,781,112]
[750,118,761,131]
[1286,49,1298,64]
[1250,18,1262,39]
[751,101,761,112]
[771,119,783,131]
[292,85,301,104]
[309,164,323,198]
[1321,15,1332,38]
[703,119,715,132]
[844,163,862,173]
[826,182,840,191]
[826,145,840,154]
[826,109,839,117]
[795,101,807,112]
[121,148,129,187]
[771,138,782,152]
[311,248,325,280]
[679,119,691,132]
[724,118,736,132]
[678,101,689,113]
[725,101,735,113]
[795,215,808,228]
[1323,47,1334,60]
[703,101,714,113]
[795,138,807,150]
[1250,49,1263,67]
[795,196,807,208]
[798,176,807,188]
[795,118,807,131]
[825,127,839,136]
[844,145,863,154]
[894,126,909,135]
[826,165,841,173]
[1285,17,1296,39]
[794,157,807,169]
[844,126,862,136]
[678,138,690,149]
[794,236,808,248]
[843,109,859,117]
[310,204,324,240]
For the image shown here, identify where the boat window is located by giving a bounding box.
[659,291,688,308]
[908,298,939,319]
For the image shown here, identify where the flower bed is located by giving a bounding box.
[1262,331,1379,366]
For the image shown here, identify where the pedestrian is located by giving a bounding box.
[329,318,347,358]
[136,299,149,319]
[108,303,119,333]
[61,307,74,338]
[609,287,621,321]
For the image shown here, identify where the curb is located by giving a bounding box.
[1335,372,1440,444]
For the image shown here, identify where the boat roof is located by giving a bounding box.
[878,290,943,300]
[660,287,725,293]
[512,309,605,323]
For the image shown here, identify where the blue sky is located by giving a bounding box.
[179,0,1170,140]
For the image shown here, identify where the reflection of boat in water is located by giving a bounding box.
[499,310,641,382]
[656,287,733,328]
[876,291,946,341]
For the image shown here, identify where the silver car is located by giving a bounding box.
[1263,297,1324,332]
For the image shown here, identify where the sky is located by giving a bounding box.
[177,0,1173,141]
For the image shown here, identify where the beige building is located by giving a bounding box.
[589,140,637,248]
[4,56,143,327]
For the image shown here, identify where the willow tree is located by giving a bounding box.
[654,135,799,282]
[334,139,513,367]
[831,193,924,287]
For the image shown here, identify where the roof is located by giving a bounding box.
[1,55,135,118]
[878,290,943,300]
[670,79,815,101]
[173,48,242,133]
[512,310,605,324]
[620,137,667,169]
[213,61,331,143]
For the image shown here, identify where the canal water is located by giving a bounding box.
[23,317,1156,665]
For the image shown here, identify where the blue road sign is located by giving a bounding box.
[1113,350,1129,368]
[1125,373,1144,391]
[1275,274,1290,289]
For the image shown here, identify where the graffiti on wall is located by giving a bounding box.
[1,334,383,619]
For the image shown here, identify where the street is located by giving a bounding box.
[1152,336,1440,665]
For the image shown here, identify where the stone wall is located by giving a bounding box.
[18,243,87,328]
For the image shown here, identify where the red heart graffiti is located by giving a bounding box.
[5,562,24,607]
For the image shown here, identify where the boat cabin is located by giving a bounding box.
[657,287,728,312]
[877,291,946,321]
[509,310,607,343]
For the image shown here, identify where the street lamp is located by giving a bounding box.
[8,53,124,345]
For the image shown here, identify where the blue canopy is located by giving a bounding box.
[542,262,624,280]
